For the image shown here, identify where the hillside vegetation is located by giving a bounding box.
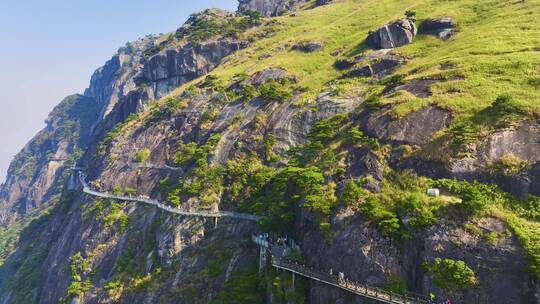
[1,0,539,303]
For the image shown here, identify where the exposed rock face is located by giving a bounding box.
[85,37,154,121]
[362,106,452,146]
[316,0,332,6]
[245,68,295,85]
[298,209,534,304]
[420,17,457,40]
[346,52,405,79]
[270,92,361,153]
[137,39,247,99]
[238,0,308,17]
[0,95,100,226]
[292,41,324,53]
[367,18,417,49]
[452,121,540,197]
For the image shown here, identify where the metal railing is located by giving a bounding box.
[272,257,429,304]
[78,172,261,221]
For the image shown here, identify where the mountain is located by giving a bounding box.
[0,0,539,303]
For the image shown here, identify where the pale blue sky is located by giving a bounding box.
[0,0,237,182]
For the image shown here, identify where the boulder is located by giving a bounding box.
[419,17,457,40]
[366,18,417,49]
[246,68,295,85]
[292,41,324,53]
[316,0,332,5]
[238,0,308,17]
[346,65,373,78]
[345,50,405,79]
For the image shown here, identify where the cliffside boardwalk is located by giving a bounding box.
[253,235,429,304]
[77,168,427,304]
[77,171,261,221]
[272,258,428,304]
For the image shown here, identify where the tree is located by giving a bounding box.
[424,258,479,290]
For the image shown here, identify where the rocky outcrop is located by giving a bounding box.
[270,92,361,153]
[245,68,295,85]
[297,206,534,304]
[316,0,332,6]
[292,41,324,53]
[451,121,540,197]
[85,37,154,121]
[0,95,101,226]
[361,106,452,146]
[367,18,417,49]
[137,38,247,99]
[346,51,405,79]
[419,17,457,40]
[238,0,308,17]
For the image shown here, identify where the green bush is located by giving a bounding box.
[259,80,292,102]
[432,179,492,216]
[135,148,151,163]
[405,10,417,19]
[489,153,529,176]
[211,265,265,304]
[340,180,365,206]
[249,166,335,233]
[173,142,197,167]
[359,197,401,236]
[263,134,280,162]
[396,194,437,229]
[423,258,479,290]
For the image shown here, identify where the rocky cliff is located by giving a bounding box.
[0,1,539,304]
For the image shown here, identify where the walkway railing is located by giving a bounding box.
[77,165,427,303]
[78,172,261,221]
[127,162,184,173]
[271,257,429,304]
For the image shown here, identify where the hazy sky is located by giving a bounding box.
[0,0,237,182]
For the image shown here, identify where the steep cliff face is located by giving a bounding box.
[138,38,247,99]
[0,94,100,227]
[1,1,540,303]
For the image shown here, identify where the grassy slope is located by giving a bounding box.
[209,0,540,116]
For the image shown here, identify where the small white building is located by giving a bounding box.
[427,188,440,197]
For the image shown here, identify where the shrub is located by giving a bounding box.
[384,274,408,294]
[308,114,349,143]
[423,258,479,290]
[201,75,224,90]
[431,179,492,216]
[242,84,258,101]
[263,134,280,162]
[396,194,437,229]
[405,10,417,19]
[250,166,335,234]
[341,180,365,206]
[489,153,529,176]
[135,148,151,163]
[363,94,383,110]
[211,266,265,304]
[173,142,197,167]
[162,96,183,114]
[359,197,401,236]
[379,74,406,88]
[259,80,292,102]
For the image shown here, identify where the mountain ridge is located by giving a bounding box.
[0,0,539,303]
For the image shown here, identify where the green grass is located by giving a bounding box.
[209,0,540,118]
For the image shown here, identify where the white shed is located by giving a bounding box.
[427,188,440,197]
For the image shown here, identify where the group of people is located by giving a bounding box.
[429,294,454,304]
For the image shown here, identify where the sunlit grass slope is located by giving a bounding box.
[210,0,540,120]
